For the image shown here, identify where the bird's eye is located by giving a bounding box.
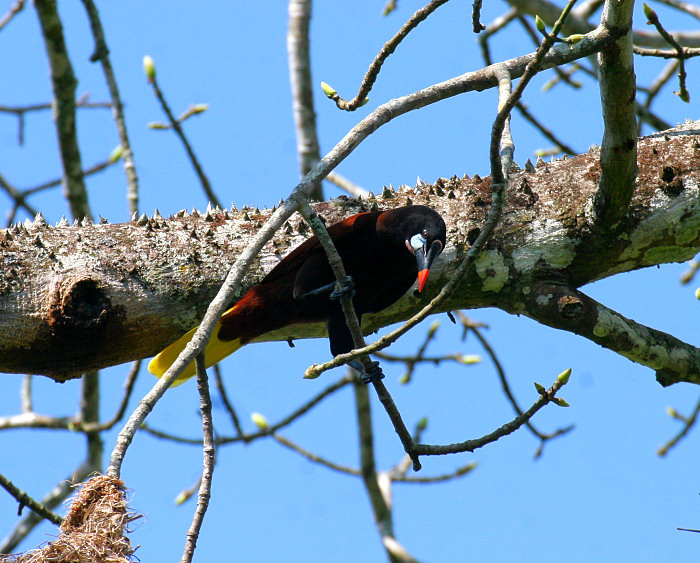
[410,233,426,250]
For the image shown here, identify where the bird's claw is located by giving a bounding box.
[350,360,384,384]
[330,276,355,301]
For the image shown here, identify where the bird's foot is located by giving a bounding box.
[350,360,384,384]
[330,276,355,301]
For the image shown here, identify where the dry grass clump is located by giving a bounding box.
[2,475,137,563]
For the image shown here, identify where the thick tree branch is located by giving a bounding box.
[594,0,637,229]
[1,123,698,386]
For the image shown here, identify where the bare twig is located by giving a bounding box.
[0,0,25,32]
[80,0,140,216]
[287,0,323,200]
[144,58,221,209]
[414,371,571,456]
[657,396,700,456]
[325,0,451,111]
[180,355,216,563]
[0,462,92,553]
[457,312,574,456]
[272,433,360,476]
[325,171,370,198]
[74,361,141,433]
[0,473,64,525]
[643,5,690,102]
[213,365,244,437]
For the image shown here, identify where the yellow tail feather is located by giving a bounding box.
[148,322,243,386]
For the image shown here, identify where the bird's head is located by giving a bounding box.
[379,205,447,293]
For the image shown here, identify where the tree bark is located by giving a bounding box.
[1,122,698,383]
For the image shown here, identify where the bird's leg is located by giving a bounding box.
[299,276,355,300]
[300,282,335,298]
[329,275,355,301]
[349,359,385,384]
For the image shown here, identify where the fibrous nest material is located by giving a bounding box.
[2,475,137,563]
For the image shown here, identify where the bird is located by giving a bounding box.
[148,205,447,385]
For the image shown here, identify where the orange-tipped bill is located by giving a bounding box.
[414,239,443,293]
[417,268,430,293]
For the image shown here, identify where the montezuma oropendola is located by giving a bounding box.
[148,205,447,384]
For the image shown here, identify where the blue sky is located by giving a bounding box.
[1,1,699,561]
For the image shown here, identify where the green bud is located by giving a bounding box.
[251,412,269,430]
[643,3,654,20]
[399,373,410,385]
[557,368,572,385]
[321,81,337,99]
[148,122,167,129]
[534,381,546,395]
[566,34,585,44]
[459,355,481,365]
[303,366,321,379]
[174,491,189,505]
[657,445,668,457]
[695,287,700,300]
[191,103,209,114]
[535,15,546,34]
[552,397,570,407]
[143,55,156,82]
[675,89,690,103]
[359,97,370,107]
[427,320,440,337]
[665,406,678,418]
[416,417,428,431]
[108,144,123,164]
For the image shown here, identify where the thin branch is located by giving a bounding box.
[287,0,323,200]
[145,60,221,209]
[643,5,690,102]
[272,433,360,476]
[325,171,370,198]
[218,373,353,444]
[457,313,574,456]
[0,462,92,554]
[80,0,140,216]
[0,0,25,32]
[352,382,408,563]
[213,365,244,437]
[657,396,700,456]
[73,360,141,433]
[180,355,216,563]
[414,371,571,456]
[0,412,74,431]
[0,473,64,525]
[20,376,32,414]
[325,0,451,111]
[392,462,477,483]
[516,101,578,155]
